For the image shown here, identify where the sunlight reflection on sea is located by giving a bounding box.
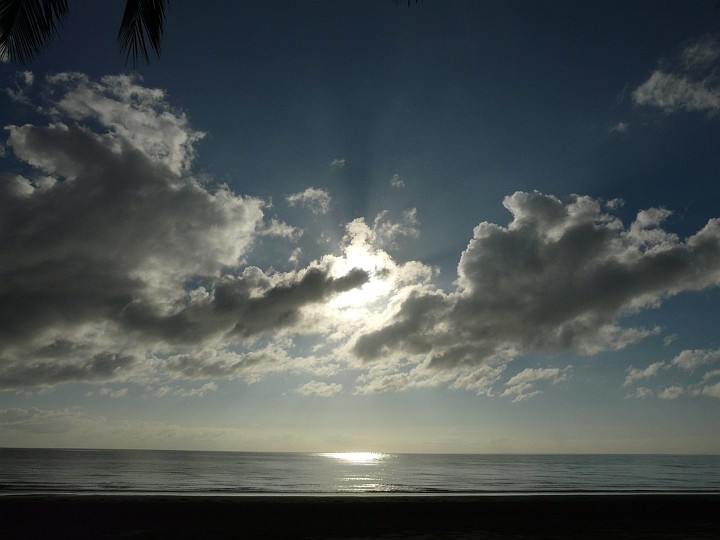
[1,449,719,495]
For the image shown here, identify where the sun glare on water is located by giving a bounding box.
[321,452,386,464]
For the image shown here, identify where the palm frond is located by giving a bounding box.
[0,0,69,63]
[117,0,166,68]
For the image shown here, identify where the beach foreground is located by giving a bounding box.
[1,494,718,539]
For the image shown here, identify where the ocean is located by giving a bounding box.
[1,448,718,495]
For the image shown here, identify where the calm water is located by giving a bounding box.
[1,448,718,495]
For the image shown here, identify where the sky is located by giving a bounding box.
[1,0,720,454]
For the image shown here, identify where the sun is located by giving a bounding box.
[329,244,393,310]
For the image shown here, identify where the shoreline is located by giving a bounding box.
[2,493,719,539]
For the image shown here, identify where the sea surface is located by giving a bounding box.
[1,448,719,495]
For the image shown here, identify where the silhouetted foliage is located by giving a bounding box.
[117,0,165,67]
[0,0,166,67]
[0,0,69,63]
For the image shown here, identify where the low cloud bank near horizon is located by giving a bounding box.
[2,73,720,401]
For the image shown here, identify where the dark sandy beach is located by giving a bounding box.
[1,494,718,539]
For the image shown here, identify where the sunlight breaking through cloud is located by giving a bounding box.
[2,72,720,407]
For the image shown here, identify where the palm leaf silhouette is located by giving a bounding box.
[117,0,166,67]
[0,0,167,66]
[0,0,69,63]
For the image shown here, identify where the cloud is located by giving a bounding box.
[671,348,720,371]
[500,367,571,402]
[633,36,720,115]
[626,386,654,399]
[633,72,720,114]
[0,73,368,390]
[3,73,720,404]
[609,122,629,133]
[289,247,302,266]
[286,187,332,214]
[5,70,35,105]
[296,380,343,397]
[164,342,342,385]
[624,348,720,400]
[47,73,204,173]
[658,385,684,400]
[680,35,720,70]
[390,173,405,188]
[99,387,128,398]
[624,362,666,386]
[179,382,218,397]
[116,265,369,346]
[19,71,33,85]
[330,158,346,169]
[257,218,303,240]
[152,382,217,398]
[370,208,420,250]
[0,353,138,390]
[697,381,720,398]
[352,191,720,394]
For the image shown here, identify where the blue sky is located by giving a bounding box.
[1,0,720,453]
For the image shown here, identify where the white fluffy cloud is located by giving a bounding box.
[698,382,720,398]
[658,385,684,400]
[633,36,720,115]
[47,73,204,173]
[371,209,420,250]
[624,362,666,386]
[672,348,720,371]
[286,187,332,214]
[352,191,720,394]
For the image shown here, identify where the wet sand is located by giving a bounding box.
[1,494,718,539]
